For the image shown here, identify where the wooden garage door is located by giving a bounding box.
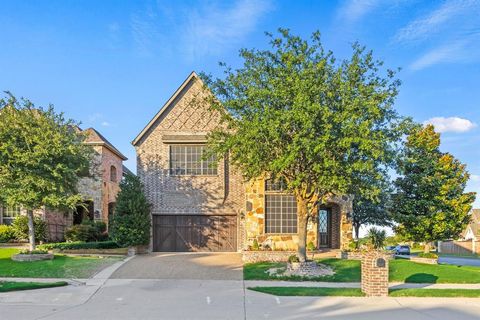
[152,215,237,252]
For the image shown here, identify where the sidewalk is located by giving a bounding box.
[245,280,480,289]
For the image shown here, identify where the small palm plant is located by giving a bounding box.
[367,227,387,250]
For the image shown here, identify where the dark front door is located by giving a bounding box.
[318,208,332,247]
[152,215,237,252]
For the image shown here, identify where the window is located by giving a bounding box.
[110,165,117,182]
[2,206,21,225]
[169,145,217,175]
[265,179,297,234]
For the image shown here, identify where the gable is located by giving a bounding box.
[132,72,220,146]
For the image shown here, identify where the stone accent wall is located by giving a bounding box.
[135,76,244,250]
[361,251,389,297]
[244,179,353,251]
[77,146,103,220]
[100,147,123,224]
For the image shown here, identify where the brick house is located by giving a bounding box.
[133,72,353,252]
[0,127,128,241]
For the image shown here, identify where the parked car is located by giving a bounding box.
[394,245,411,255]
[385,245,396,251]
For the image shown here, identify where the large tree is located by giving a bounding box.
[0,93,91,251]
[202,29,405,261]
[392,125,476,253]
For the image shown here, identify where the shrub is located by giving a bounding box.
[110,174,151,247]
[11,215,47,242]
[307,241,316,251]
[252,239,260,251]
[288,255,300,263]
[0,225,15,243]
[38,240,120,251]
[418,252,438,259]
[367,227,387,249]
[64,221,108,242]
[18,249,48,254]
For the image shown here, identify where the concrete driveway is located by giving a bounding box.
[110,252,243,280]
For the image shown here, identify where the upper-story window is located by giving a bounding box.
[110,165,117,182]
[169,145,217,176]
[265,178,297,234]
[2,206,21,225]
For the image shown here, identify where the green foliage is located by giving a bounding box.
[0,281,68,293]
[418,252,438,259]
[11,216,47,242]
[252,239,260,251]
[64,221,108,242]
[110,174,151,247]
[38,241,119,250]
[307,241,316,251]
[0,93,92,249]
[288,255,300,263]
[201,29,406,261]
[249,287,365,297]
[18,249,48,254]
[392,125,476,244]
[367,227,387,249]
[0,225,15,243]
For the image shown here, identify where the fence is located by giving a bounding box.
[47,223,67,242]
[439,240,480,255]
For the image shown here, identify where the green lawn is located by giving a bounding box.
[249,287,480,298]
[0,281,68,292]
[0,248,121,278]
[389,288,480,297]
[249,286,365,297]
[244,258,480,283]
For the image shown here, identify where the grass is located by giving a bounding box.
[244,258,361,282]
[0,281,68,292]
[389,288,480,297]
[249,287,480,298]
[244,258,480,283]
[0,248,121,278]
[249,287,365,297]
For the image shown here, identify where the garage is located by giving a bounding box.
[152,215,237,252]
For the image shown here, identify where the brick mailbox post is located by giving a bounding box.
[361,251,389,297]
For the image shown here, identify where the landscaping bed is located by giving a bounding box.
[0,248,121,278]
[0,281,68,293]
[244,258,480,283]
[37,241,127,255]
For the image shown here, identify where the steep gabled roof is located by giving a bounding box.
[84,127,128,160]
[132,71,203,146]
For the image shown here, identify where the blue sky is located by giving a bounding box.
[1,0,479,206]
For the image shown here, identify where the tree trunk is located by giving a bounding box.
[424,242,431,254]
[27,209,36,251]
[354,223,360,240]
[296,197,309,263]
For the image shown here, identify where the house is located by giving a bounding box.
[133,72,353,253]
[462,209,480,241]
[0,127,128,241]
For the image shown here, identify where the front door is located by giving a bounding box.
[318,208,331,247]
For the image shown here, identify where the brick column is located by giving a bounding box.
[361,251,389,297]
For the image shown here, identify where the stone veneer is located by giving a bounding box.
[244,179,353,251]
[361,251,390,297]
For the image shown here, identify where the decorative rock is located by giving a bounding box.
[12,253,54,262]
[410,256,438,265]
[268,261,335,278]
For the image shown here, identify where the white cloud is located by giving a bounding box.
[101,121,111,127]
[337,0,381,23]
[182,0,272,59]
[409,40,467,71]
[394,0,477,43]
[423,116,477,133]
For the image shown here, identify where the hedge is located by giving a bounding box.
[38,241,120,251]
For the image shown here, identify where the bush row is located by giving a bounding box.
[0,216,48,243]
[65,221,108,242]
[38,240,120,250]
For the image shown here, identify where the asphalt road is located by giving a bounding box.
[439,256,480,267]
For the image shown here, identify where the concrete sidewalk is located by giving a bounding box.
[245,280,480,289]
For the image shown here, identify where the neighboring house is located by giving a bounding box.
[133,72,353,252]
[462,209,480,241]
[0,127,128,241]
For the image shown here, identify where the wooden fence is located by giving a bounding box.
[439,240,480,255]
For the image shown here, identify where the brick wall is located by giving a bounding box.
[361,251,389,297]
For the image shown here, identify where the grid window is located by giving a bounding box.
[265,178,297,234]
[169,145,217,176]
[2,206,20,225]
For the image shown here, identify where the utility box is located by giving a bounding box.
[361,251,389,297]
